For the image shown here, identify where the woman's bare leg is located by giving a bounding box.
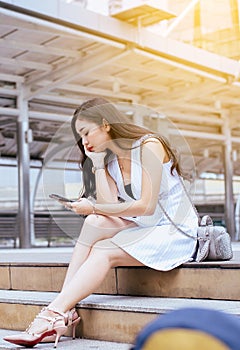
[50,239,144,312]
[27,237,143,335]
[62,214,136,288]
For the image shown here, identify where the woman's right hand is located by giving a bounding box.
[84,147,107,168]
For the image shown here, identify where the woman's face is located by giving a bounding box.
[75,119,111,153]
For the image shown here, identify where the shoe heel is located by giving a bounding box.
[54,327,67,348]
[72,317,81,340]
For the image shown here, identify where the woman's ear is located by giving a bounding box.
[102,119,111,132]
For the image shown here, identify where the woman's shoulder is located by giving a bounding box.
[136,134,169,163]
[135,133,160,146]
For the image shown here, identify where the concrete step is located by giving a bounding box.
[1,245,240,300]
[1,290,240,344]
[1,261,240,300]
[0,329,131,350]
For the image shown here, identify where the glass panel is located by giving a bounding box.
[200,0,233,34]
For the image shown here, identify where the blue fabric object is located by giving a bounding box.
[132,307,240,350]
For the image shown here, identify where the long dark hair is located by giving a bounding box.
[71,97,182,198]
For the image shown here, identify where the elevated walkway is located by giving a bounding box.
[0,243,240,347]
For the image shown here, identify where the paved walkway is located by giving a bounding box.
[0,330,131,349]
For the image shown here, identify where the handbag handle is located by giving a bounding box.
[200,215,213,226]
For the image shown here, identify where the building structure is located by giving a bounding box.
[0,0,239,246]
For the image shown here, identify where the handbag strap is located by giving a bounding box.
[158,176,201,241]
[158,200,198,241]
[141,134,200,222]
[140,133,199,241]
[178,176,201,224]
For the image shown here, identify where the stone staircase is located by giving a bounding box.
[0,245,240,348]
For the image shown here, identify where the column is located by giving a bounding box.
[17,84,31,248]
[222,110,235,240]
[133,109,144,127]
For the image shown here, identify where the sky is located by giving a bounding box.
[87,0,109,15]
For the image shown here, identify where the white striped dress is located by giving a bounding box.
[108,135,198,271]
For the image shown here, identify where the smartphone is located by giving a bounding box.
[49,194,74,202]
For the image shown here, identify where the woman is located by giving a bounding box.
[4,97,198,348]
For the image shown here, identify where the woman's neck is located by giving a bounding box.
[108,140,132,158]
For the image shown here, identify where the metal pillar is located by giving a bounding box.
[222,111,235,240]
[133,110,144,126]
[17,85,31,248]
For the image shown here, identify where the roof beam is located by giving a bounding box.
[161,112,223,126]
[0,106,19,116]
[24,56,85,87]
[1,3,238,78]
[0,106,238,145]
[35,93,84,107]
[172,129,224,141]
[0,7,126,49]
[171,84,228,103]
[0,72,24,83]
[158,102,220,114]
[57,83,139,102]
[25,49,130,100]
[211,96,240,106]
[29,110,71,122]
[0,38,83,58]
[0,87,18,96]
[82,72,170,93]
[0,56,52,71]
[134,48,227,83]
[114,56,201,84]
[142,81,227,105]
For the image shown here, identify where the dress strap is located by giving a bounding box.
[137,133,159,146]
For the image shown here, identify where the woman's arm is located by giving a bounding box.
[95,168,118,204]
[71,139,166,217]
[84,147,118,204]
[95,138,165,216]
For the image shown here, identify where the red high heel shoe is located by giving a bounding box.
[41,307,81,343]
[3,307,68,348]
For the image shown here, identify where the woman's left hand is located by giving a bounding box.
[66,198,94,216]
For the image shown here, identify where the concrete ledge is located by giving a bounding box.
[0,263,239,300]
[116,266,240,300]
[0,265,10,289]
[8,265,117,294]
[1,290,240,343]
[0,247,240,300]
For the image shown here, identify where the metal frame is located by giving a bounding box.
[0,0,240,246]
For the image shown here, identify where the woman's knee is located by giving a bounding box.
[91,239,121,268]
[91,239,143,268]
[78,215,115,247]
[83,214,112,229]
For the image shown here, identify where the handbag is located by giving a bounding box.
[195,215,233,262]
[158,178,233,262]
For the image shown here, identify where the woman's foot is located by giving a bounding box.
[3,307,68,348]
[41,307,81,343]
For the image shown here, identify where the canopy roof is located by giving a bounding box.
[0,0,240,176]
